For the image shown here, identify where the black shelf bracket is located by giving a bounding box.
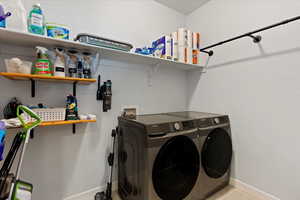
[31,79,36,98]
[72,124,76,134]
[72,81,78,134]
[73,81,77,97]
[199,15,300,57]
[30,129,34,139]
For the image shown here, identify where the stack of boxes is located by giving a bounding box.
[152,28,201,65]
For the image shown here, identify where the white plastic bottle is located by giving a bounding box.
[53,48,66,77]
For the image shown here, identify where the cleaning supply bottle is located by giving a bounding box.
[53,48,66,77]
[33,46,53,76]
[66,95,78,120]
[0,4,11,28]
[1,0,27,31]
[0,121,6,161]
[28,4,45,35]
[67,50,78,78]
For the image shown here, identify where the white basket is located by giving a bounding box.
[25,108,66,122]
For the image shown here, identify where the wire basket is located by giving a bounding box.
[25,108,66,122]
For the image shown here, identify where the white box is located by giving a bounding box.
[193,32,200,49]
[152,35,172,59]
[187,30,193,48]
[178,28,187,47]
[171,32,178,61]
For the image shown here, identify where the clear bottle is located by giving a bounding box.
[28,4,45,35]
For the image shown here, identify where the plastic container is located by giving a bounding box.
[5,58,32,74]
[24,108,66,122]
[46,23,70,40]
[28,4,45,35]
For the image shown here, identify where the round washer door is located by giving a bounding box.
[202,128,232,179]
[152,135,200,200]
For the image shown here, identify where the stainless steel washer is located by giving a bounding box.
[117,112,232,200]
[118,114,202,200]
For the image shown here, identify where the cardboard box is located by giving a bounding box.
[153,35,172,59]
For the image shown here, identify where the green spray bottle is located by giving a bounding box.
[33,46,53,76]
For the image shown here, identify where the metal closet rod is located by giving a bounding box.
[200,15,300,56]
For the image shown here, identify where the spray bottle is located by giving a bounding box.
[67,50,78,78]
[53,48,66,77]
[33,46,53,76]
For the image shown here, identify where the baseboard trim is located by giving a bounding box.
[65,179,280,200]
[63,182,118,200]
[230,178,280,200]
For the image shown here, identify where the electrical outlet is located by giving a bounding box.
[121,105,140,116]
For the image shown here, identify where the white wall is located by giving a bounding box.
[0,0,186,199]
[187,0,300,199]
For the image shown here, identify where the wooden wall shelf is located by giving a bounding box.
[7,119,96,129]
[0,72,96,84]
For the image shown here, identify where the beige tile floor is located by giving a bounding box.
[113,185,266,200]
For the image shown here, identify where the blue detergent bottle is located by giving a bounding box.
[0,121,6,161]
[28,3,45,35]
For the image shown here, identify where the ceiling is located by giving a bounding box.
[154,0,210,15]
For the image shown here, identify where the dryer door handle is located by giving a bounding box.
[148,128,198,141]
[198,123,230,131]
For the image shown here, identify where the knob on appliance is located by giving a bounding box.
[214,118,220,124]
[174,122,181,130]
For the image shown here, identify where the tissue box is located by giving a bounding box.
[152,36,172,60]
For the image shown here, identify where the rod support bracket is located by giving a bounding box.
[200,50,214,57]
[249,35,262,43]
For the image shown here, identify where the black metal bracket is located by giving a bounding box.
[248,35,262,43]
[30,129,34,139]
[73,81,77,97]
[72,124,76,134]
[31,79,36,98]
[72,81,78,134]
[200,50,214,57]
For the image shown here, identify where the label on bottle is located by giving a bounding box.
[31,13,43,27]
[34,60,52,76]
[55,66,65,72]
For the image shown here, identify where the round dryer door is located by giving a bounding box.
[152,135,200,200]
[202,128,232,179]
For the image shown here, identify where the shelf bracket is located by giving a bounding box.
[31,79,36,98]
[72,81,78,134]
[147,63,160,87]
[72,124,76,134]
[30,129,34,139]
[73,81,77,97]
[202,55,212,73]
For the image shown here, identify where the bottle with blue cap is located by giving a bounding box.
[0,121,6,161]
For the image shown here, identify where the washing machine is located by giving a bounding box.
[118,113,202,200]
[118,112,232,200]
[169,111,233,199]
